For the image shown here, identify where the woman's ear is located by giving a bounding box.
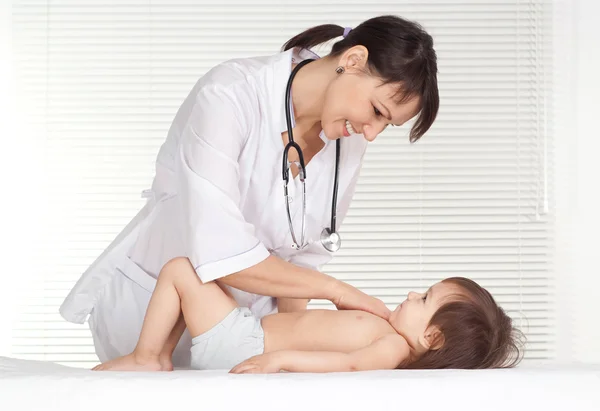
[418,326,444,351]
[338,45,369,73]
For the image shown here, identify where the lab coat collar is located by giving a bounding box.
[277,48,327,144]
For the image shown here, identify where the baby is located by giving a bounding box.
[94,257,523,373]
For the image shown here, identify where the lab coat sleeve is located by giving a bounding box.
[175,84,270,283]
[288,152,366,272]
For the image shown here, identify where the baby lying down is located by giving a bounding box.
[94,257,523,373]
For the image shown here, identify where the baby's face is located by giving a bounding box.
[388,281,459,350]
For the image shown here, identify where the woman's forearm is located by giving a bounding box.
[218,255,392,321]
[277,298,310,313]
[218,255,340,302]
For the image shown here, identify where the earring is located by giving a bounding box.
[335,66,345,74]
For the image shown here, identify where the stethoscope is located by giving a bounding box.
[283,58,342,253]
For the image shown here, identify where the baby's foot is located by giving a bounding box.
[158,354,173,371]
[92,353,162,372]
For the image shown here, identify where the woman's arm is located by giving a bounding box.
[218,255,336,300]
[277,298,309,313]
[218,255,390,320]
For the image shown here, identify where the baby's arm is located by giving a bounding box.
[230,333,409,374]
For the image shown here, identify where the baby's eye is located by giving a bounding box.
[373,106,382,116]
[422,293,428,302]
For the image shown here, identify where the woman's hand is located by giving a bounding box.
[330,281,391,320]
[229,353,283,374]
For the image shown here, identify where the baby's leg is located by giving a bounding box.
[157,281,235,370]
[93,257,238,371]
[157,313,186,371]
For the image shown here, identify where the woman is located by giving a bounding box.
[60,15,439,368]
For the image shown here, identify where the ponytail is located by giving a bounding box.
[282,24,345,51]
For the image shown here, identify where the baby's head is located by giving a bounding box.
[389,277,524,369]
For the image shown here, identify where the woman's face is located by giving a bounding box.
[320,47,421,142]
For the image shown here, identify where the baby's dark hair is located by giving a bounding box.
[282,15,439,143]
[407,277,525,369]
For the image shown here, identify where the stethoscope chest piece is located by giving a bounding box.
[321,227,341,252]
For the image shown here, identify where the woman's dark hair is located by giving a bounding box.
[406,277,526,369]
[282,15,439,143]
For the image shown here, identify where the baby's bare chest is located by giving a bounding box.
[263,310,395,353]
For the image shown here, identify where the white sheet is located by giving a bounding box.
[1,356,599,411]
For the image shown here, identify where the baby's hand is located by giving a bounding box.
[229,353,282,374]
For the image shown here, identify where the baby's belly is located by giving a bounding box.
[261,310,395,353]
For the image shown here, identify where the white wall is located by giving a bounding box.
[0,0,16,357]
[570,0,600,363]
[0,0,42,358]
[554,0,600,364]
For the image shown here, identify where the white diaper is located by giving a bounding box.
[189,307,265,370]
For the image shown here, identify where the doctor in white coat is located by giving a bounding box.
[60,15,439,368]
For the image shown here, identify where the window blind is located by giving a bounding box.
[8,0,554,368]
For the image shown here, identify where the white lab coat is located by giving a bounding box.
[59,47,368,367]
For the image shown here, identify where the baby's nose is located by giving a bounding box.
[408,291,418,300]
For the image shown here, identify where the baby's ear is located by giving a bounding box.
[419,325,444,351]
